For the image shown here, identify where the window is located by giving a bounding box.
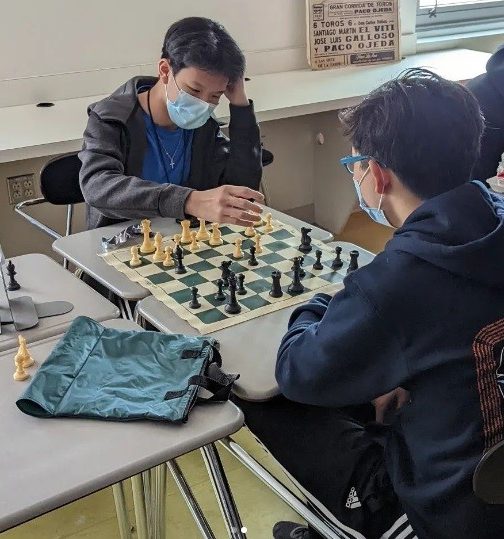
[417,0,504,38]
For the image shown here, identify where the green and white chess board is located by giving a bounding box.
[100,220,351,334]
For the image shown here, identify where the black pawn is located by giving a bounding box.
[331,246,343,270]
[313,250,323,270]
[237,274,247,295]
[6,260,20,291]
[174,251,187,274]
[298,227,313,253]
[288,262,305,294]
[225,273,241,314]
[347,250,360,274]
[248,245,258,267]
[189,287,201,309]
[215,279,226,301]
[269,271,283,298]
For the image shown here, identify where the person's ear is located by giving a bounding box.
[158,59,171,84]
[369,160,392,196]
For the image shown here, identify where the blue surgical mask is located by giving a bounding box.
[354,166,395,228]
[165,76,216,130]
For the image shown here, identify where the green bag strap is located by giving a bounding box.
[163,368,240,403]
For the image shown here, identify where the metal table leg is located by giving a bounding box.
[201,443,247,539]
[112,482,133,539]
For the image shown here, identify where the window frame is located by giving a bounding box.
[417,0,504,38]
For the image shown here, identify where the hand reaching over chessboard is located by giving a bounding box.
[184,185,264,227]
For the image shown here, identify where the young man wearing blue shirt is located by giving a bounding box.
[79,17,264,230]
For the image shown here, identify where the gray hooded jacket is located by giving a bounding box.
[79,76,262,229]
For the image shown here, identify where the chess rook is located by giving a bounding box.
[269,271,283,298]
[347,250,360,274]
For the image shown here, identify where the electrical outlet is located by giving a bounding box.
[6,174,35,205]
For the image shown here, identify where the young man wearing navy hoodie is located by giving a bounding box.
[237,69,504,539]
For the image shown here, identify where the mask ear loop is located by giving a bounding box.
[377,192,384,211]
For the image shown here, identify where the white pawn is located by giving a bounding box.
[254,233,263,254]
[209,223,223,246]
[153,232,165,262]
[13,355,29,381]
[244,226,255,237]
[130,246,142,267]
[189,231,200,252]
[196,218,210,241]
[263,213,274,233]
[233,238,244,259]
[163,246,174,267]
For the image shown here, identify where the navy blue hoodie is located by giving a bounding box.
[276,182,504,539]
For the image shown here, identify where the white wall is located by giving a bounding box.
[0,0,416,107]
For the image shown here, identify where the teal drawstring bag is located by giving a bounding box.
[16,316,238,423]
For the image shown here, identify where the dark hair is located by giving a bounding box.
[339,68,484,199]
[161,17,245,83]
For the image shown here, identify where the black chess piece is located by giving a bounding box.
[6,260,20,291]
[175,243,184,261]
[215,279,226,301]
[269,271,283,298]
[174,250,187,274]
[189,287,201,309]
[347,250,360,274]
[331,246,343,270]
[225,273,241,314]
[248,245,258,267]
[313,249,323,270]
[288,260,305,294]
[291,256,305,278]
[298,227,313,253]
[237,273,247,295]
[220,260,232,287]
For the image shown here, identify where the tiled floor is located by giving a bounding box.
[1,213,388,539]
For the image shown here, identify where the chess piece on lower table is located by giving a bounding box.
[153,232,165,262]
[140,219,155,254]
[196,218,210,241]
[17,335,34,368]
[237,274,247,295]
[189,287,201,309]
[6,260,20,291]
[313,250,323,270]
[347,250,359,274]
[248,246,258,267]
[225,273,241,314]
[263,213,274,233]
[269,271,283,298]
[233,238,244,259]
[288,259,305,294]
[129,246,142,267]
[298,227,313,253]
[331,246,343,270]
[180,219,192,244]
[13,354,29,381]
[209,223,223,246]
[189,231,200,252]
[215,279,226,301]
[163,246,174,267]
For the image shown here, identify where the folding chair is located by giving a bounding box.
[14,152,83,269]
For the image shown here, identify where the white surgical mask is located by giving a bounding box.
[354,166,395,228]
[165,75,216,130]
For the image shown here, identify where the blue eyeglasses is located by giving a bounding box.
[340,155,371,174]
[340,155,387,175]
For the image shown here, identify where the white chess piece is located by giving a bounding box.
[196,218,210,241]
[140,219,155,253]
[189,231,200,252]
[180,220,192,244]
[263,213,274,233]
[233,238,244,259]
[254,233,263,254]
[130,246,142,267]
[153,232,165,262]
[209,223,223,246]
[163,246,174,267]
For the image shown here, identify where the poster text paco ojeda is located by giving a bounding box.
[307,1,400,70]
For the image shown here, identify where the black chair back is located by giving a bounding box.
[40,152,84,205]
[473,439,504,503]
